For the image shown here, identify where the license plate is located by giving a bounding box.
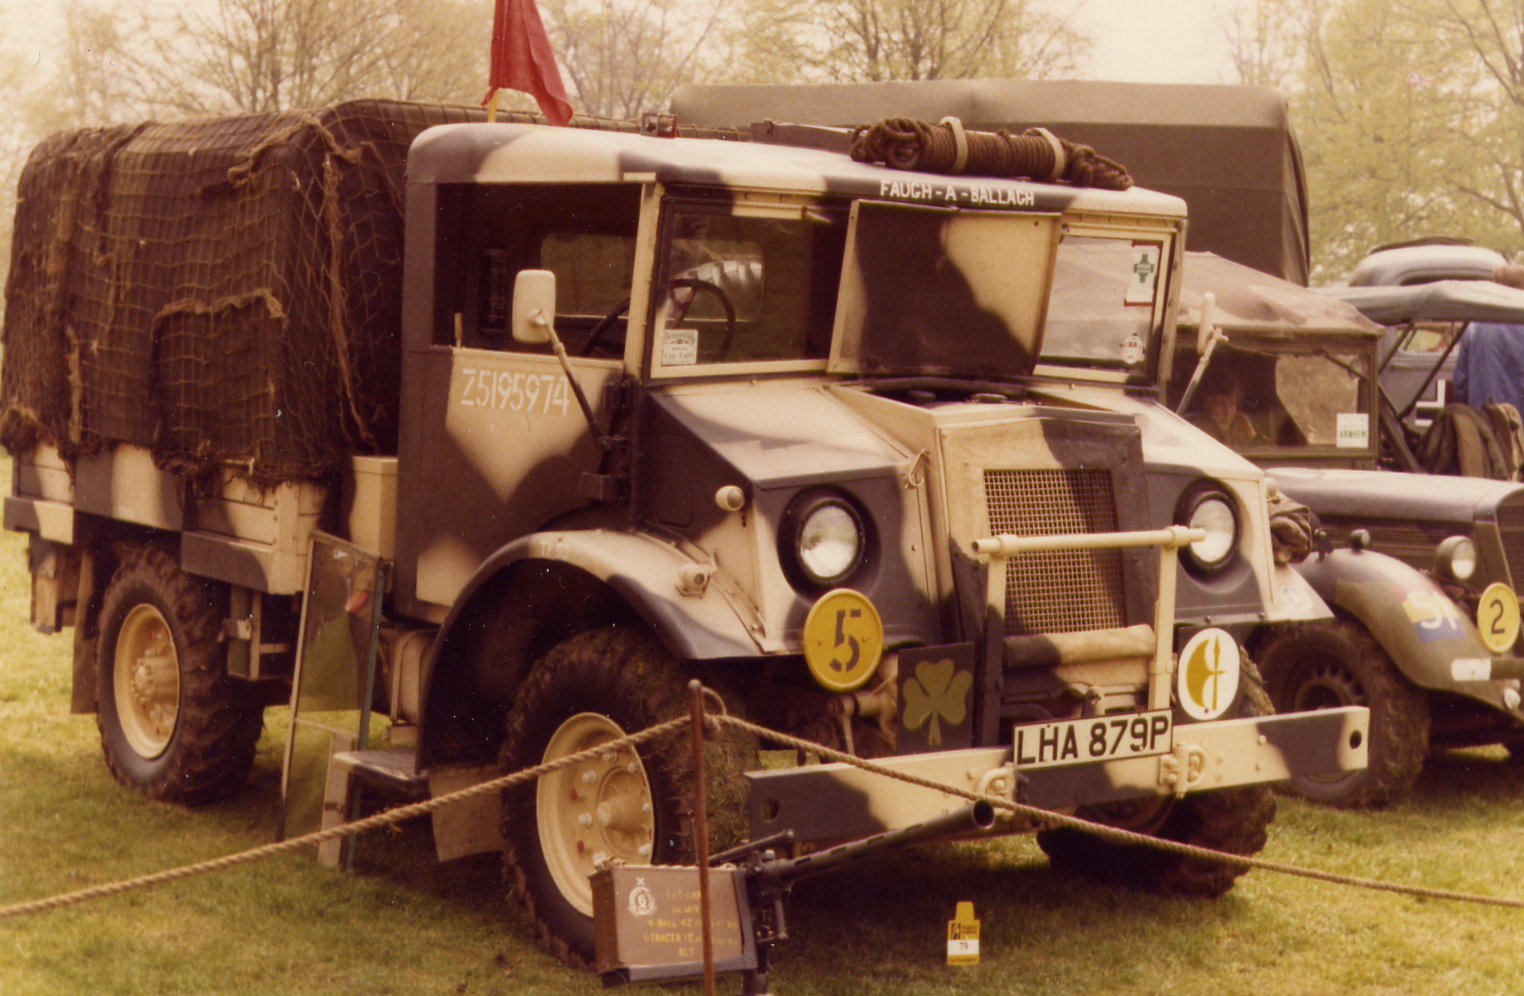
[1012,711,1172,769]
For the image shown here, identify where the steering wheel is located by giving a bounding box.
[580,297,631,357]
[668,277,737,360]
[578,277,738,360]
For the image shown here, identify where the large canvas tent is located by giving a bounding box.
[671,80,1310,285]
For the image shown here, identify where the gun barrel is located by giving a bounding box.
[759,800,996,885]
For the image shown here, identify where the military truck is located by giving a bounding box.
[0,101,1365,968]
[1170,251,1524,805]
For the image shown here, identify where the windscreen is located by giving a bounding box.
[1039,233,1167,375]
[829,201,1058,379]
[648,200,846,371]
[1169,343,1374,455]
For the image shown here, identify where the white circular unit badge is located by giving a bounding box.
[1176,628,1241,721]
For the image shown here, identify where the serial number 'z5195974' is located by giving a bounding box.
[1012,711,1172,769]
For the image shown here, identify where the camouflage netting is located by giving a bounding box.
[0,99,486,487]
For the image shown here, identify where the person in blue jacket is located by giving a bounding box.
[1452,264,1524,415]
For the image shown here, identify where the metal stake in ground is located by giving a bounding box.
[689,680,716,996]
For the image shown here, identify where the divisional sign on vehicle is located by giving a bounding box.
[1012,711,1172,769]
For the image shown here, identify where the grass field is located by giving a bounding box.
[6,478,1524,994]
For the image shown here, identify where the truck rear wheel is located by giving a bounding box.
[1258,619,1428,808]
[95,544,262,804]
[500,628,755,969]
[1037,667,1275,896]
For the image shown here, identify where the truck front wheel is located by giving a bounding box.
[1036,784,1275,897]
[500,628,754,969]
[95,544,262,804]
[1258,619,1429,808]
[1037,667,1276,896]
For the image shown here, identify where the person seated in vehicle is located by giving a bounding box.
[1187,370,1257,447]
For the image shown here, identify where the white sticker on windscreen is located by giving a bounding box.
[662,328,699,366]
[1120,334,1144,365]
[1336,412,1369,448]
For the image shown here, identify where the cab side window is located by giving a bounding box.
[651,202,845,369]
[434,183,640,352]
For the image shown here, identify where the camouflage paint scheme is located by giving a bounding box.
[394,124,1364,839]
[0,107,1379,970]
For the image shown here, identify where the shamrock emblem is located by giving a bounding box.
[901,658,972,747]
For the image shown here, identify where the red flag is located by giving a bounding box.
[484,0,573,126]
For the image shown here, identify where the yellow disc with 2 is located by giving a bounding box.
[1477,582,1520,655]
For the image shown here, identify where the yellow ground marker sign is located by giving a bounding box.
[947,901,980,965]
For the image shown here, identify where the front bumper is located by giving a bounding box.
[744,706,1368,845]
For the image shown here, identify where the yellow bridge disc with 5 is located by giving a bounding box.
[802,589,884,693]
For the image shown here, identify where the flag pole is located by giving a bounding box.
[483,0,573,127]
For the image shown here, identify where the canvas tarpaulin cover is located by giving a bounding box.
[671,80,1311,286]
[0,99,484,487]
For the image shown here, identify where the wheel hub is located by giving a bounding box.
[131,653,177,705]
[537,713,656,916]
[1084,795,1173,836]
[114,604,181,759]
[1288,657,1368,787]
[1293,660,1366,712]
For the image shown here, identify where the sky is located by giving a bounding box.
[0,0,1244,88]
[1080,0,1241,84]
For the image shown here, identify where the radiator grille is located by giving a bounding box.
[984,468,1126,635]
[1498,494,1524,588]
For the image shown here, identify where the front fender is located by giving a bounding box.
[416,529,768,768]
[440,529,764,663]
[1293,548,1509,703]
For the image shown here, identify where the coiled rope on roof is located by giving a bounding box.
[849,116,1133,191]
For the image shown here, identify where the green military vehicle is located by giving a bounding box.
[1169,251,1524,806]
[0,101,1365,969]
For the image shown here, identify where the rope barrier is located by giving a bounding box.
[4,709,1524,921]
[0,716,686,921]
[711,714,1524,910]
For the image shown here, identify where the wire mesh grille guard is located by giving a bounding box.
[1497,492,1524,590]
[0,100,484,485]
[984,468,1127,635]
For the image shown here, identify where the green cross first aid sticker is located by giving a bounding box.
[1125,244,1160,305]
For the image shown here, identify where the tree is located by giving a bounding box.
[539,0,727,118]
[1285,0,1480,279]
[0,47,33,323]
[1276,0,1524,279]
[70,0,493,118]
[1220,0,1320,90]
[0,0,499,326]
[1421,0,1524,251]
[732,0,1091,84]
